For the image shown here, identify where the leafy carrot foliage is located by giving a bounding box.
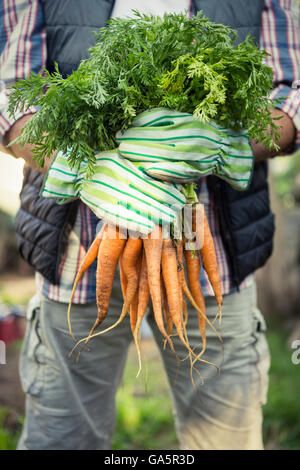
[8,11,280,176]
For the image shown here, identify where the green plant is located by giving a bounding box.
[8,11,281,177]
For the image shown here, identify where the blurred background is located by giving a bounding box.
[0,147,300,450]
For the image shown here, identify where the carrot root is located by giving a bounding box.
[67,222,107,340]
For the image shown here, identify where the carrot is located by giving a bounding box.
[182,297,188,328]
[119,255,128,301]
[176,240,219,337]
[157,264,182,387]
[99,236,143,338]
[193,206,223,322]
[67,222,107,339]
[176,239,221,372]
[133,251,150,377]
[184,241,207,357]
[179,272,201,388]
[85,224,127,342]
[120,237,143,323]
[161,276,173,337]
[129,290,139,335]
[125,246,143,334]
[161,238,194,357]
[161,238,214,376]
[176,240,199,314]
[73,235,143,353]
[143,226,175,354]
[71,245,144,372]
[120,251,141,333]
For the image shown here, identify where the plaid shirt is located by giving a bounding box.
[1,0,300,303]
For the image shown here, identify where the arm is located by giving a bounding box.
[0,0,48,172]
[252,108,296,162]
[3,114,55,174]
[254,0,300,162]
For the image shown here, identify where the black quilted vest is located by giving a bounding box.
[15,0,274,288]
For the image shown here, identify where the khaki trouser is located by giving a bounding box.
[17,279,270,450]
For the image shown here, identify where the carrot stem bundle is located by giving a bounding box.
[67,208,224,383]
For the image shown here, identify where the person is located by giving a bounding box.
[0,0,299,451]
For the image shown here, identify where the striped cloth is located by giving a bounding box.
[41,149,185,234]
[116,109,253,189]
[40,109,253,234]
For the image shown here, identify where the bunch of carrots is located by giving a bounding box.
[68,201,223,378]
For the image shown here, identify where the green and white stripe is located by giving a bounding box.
[41,108,253,234]
[41,148,185,234]
[116,108,253,190]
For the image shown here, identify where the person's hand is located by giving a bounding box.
[251,108,296,162]
[3,114,56,174]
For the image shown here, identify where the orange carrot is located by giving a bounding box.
[119,254,128,301]
[129,289,139,335]
[161,238,211,372]
[74,235,143,352]
[193,206,223,322]
[176,240,218,336]
[176,239,220,371]
[125,246,143,334]
[184,241,207,356]
[120,251,141,331]
[176,240,196,313]
[67,222,107,339]
[161,238,193,356]
[143,226,175,354]
[120,237,143,321]
[85,224,127,342]
[133,252,150,377]
[161,275,173,337]
[182,297,188,328]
